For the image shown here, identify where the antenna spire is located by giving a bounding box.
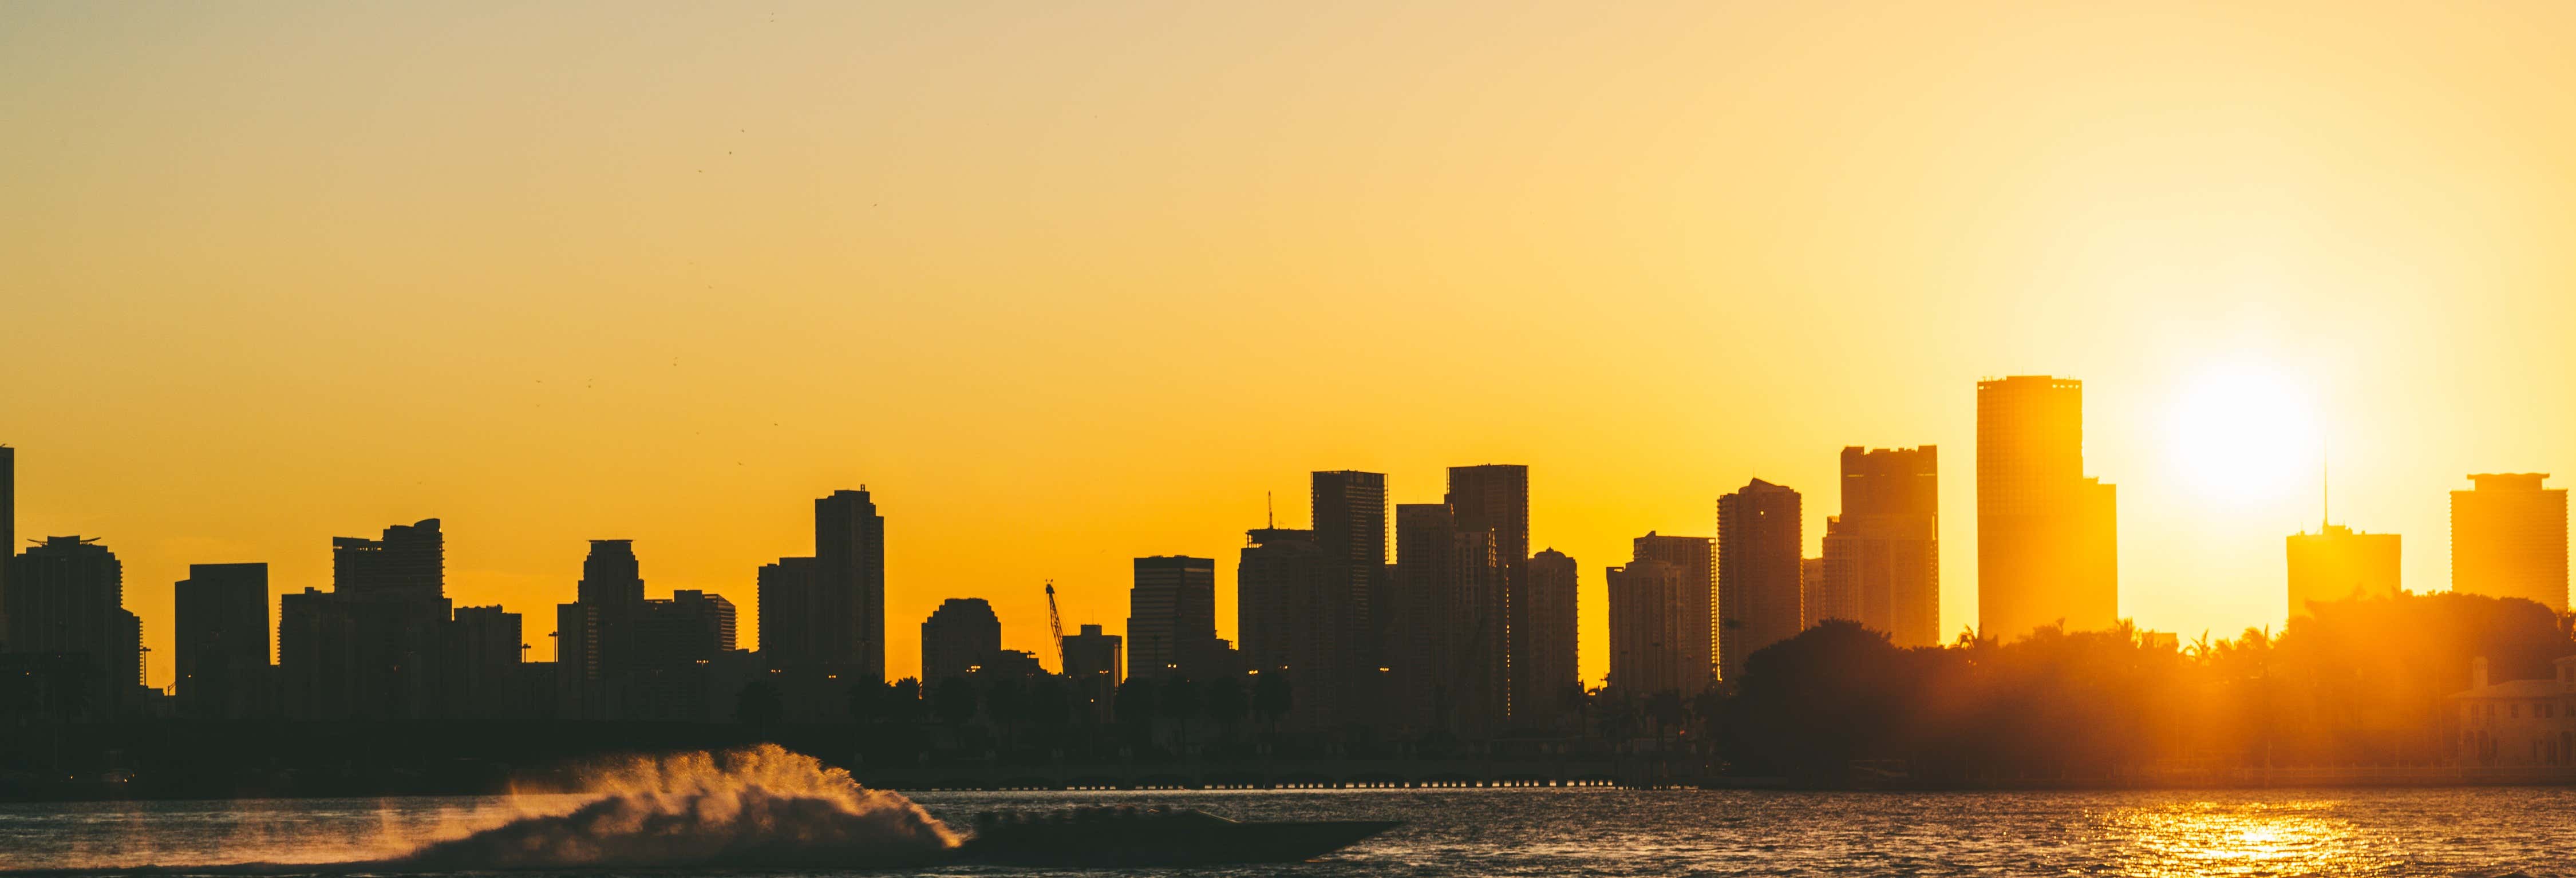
[2321,439,2331,530]
[1266,491,1274,529]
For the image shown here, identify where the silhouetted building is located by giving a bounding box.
[639,590,736,662]
[1819,445,1941,646]
[1977,376,2118,640]
[331,519,444,599]
[444,604,522,718]
[279,519,455,721]
[1064,623,1123,684]
[1522,548,1579,722]
[756,556,817,667]
[1607,555,1695,697]
[814,488,887,682]
[1448,464,1532,721]
[1396,503,1505,734]
[175,563,269,719]
[1718,479,1802,680]
[922,597,1002,684]
[557,540,642,703]
[1237,527,1315,675]
[2287,524,2401,618]
[2452,473,2569,612]
[1128,555,1219,680]
[1311,470,1387,726]
[3,536,139,717]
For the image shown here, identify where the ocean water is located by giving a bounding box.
[5,786,2575,876]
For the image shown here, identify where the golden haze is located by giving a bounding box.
[2,1,2573,686]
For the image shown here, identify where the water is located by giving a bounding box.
[5,786,2574,876]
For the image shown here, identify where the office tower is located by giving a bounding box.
[1127,555,1218,680]
[757,556,817,666]
[1311,470,1388,722]
[1063,623,1123,683]
[278,587,357,719]
[331,519,444,598]
[922,597,1003,683]
[1522,548,1579,720]
[1623,532,1713,692]
[444,604,522,718]
[175,563,269,719]
[1801,557,1832,624]
[1607,556,1693,696]
[1446,464,1531,721]
[1396,503,1505,734]
[815,488,887,681]
[1718,479,1803,679]
[1237,527,1315,675]
[2286,524,2401,617]
[2,536,139,716]
[2451,473,2570,611]
[643,590,737,659]
[1977,375,2119,640]
[1819,446,1942,646]
[578,539,645,604]
[1062,622,1123,722]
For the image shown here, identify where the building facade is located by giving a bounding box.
[1718,480,1803,680]
[1127,555,1219,680]
[2286,524,2401,618]
[1977,376,2118,640]
[921,597,1003,684]
[1819,445,1941,646]
[2451,473,2569,612]
[175,562,270,719]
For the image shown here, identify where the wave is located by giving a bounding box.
[2,745,958,875]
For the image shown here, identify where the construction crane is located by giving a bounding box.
[1044,579,1066,671]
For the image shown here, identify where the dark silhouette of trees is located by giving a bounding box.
[932,677,978,727]
[1160,677,1202,744]
[1709,592,2576,783]
[885,678,924,724]
[1115,677,1159,746]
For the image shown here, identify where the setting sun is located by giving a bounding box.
[2164,363,2321,508]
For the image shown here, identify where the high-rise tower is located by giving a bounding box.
[2451,473,2569,611]
[1311,470,1388,723]
[1976,376,2118,640]
[1819,446,1941,646]
[815,489,887,681]
[1718,480,1802,679]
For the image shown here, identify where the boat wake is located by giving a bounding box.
[386,744,958,870]
[2,745,958,875]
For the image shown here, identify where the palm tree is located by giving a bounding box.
[1160,677,1203,746]
[1204,674,1249,741]
[1252,673,1291,733]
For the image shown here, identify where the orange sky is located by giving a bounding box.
[4,1,2573,688]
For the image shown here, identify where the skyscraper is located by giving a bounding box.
[756,556,817,667]
[1977,375,2118,640]
[1521,547,1578,722]
[921,597,1003,683]
[1819,445,1941,646]
[2286,524,2400,617]
[5,536,141,717]
[1395,503,1506,734]
[444,604,523,718]
[1311,470,1387,723]
[1607,552,1698,696]
[1623,532,1713,693]
[1718,479,1802,679]
[1127,555,1218,680]
[175,562,269,719]
[1447,464,1530,721]
[331,519,444,598]
[815,489,887,681]
[577,539,646,604]
[2452,473,2569,611]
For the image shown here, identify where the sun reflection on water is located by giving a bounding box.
[2097,800,2402,877]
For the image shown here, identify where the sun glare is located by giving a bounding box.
[2166,363,2320,507]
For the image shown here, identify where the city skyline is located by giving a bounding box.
[2,362,2570,689]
